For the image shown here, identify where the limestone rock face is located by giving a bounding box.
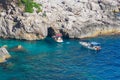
[0,1,48,40]
[0,0,120,40]
[38,0,120,38]
[0,14,48,40]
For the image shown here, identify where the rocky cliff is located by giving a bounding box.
[0,0,120,40]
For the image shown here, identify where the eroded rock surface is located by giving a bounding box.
[0,0,120,40]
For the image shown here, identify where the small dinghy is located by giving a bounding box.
[52,33,63,43]
[79,41,101,50]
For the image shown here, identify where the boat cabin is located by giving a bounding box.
[90,42,101,50]
[90,42,100,46]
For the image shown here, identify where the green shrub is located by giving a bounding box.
[20,0,42,13]
[18,0,23,6]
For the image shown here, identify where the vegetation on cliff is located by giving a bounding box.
[0,0,120,40]
[19,0,42,13]
[0,0,42,13]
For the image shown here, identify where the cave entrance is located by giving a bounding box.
[47,27,69,39]
[59,29,69,39]
[48,27,55,37]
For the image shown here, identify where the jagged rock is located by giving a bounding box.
[40,0,120,38]
[0,0,120,40]
[0,47,11,63]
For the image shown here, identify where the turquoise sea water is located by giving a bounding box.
[0,35,120,80]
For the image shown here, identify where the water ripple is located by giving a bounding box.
[0,36,120,80]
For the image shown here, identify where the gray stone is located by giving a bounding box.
[0,0,119,40]
[0,47,11,63]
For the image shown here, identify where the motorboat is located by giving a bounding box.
[79,41,101,50]
[55,37,63,42]
[52,33,63,43]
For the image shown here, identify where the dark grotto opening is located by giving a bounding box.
[47,27,55,37]
[59,29,69,39]
[47,27,69,39]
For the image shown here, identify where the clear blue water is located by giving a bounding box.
[0,35,120,80]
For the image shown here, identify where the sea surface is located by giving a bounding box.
[0,35,120,80]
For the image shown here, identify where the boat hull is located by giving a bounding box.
[55,39,63,43]
[79,42,101,51]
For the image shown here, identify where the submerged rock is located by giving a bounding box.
[10,45,27,52]
[0,0,120,40]
[0,56,6,63]
[0,47,11,63]
[1,45,8,49]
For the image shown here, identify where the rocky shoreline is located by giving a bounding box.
[0,0,120,40]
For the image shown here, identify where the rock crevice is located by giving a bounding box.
[0,0,120,40]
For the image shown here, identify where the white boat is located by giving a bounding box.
[79,41,101,50]
[54,37,63,43]
[52,33,63,43]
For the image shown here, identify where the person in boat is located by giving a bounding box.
[52,33,63,42]
[91,42,101,50]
